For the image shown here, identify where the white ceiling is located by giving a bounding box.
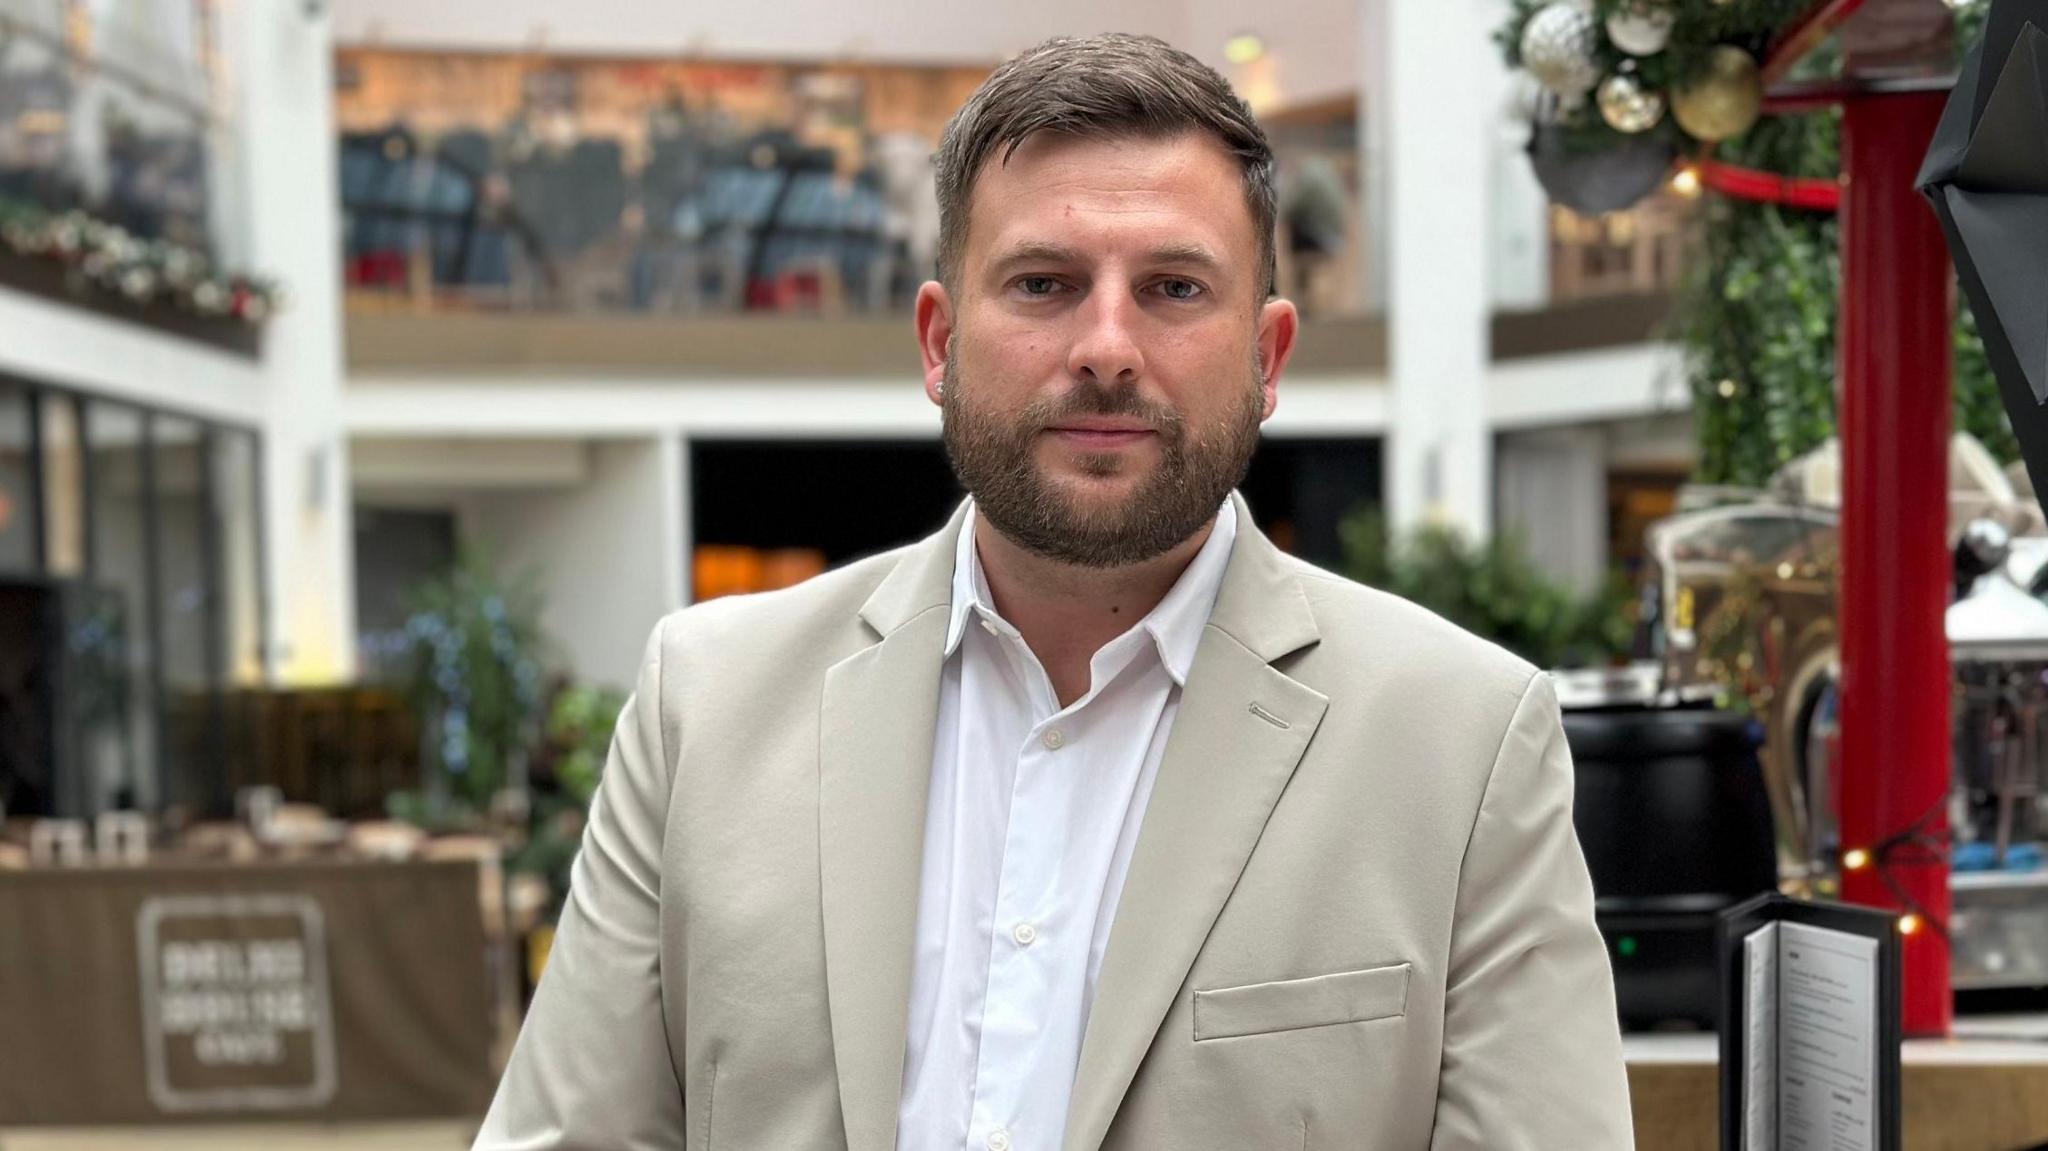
[327,0,1361,111]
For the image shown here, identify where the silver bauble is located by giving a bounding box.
[1520,3,1602,95]
[1597,74,1666,133]
[1604,4,1674,56]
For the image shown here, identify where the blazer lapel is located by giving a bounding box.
[818,507,965,1151]
[1062,496,1329,1151]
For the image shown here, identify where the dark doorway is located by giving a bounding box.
[685,434,1383,587]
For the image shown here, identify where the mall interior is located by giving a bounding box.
[2,0,2048,1147]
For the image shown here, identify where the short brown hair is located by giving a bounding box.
[933,33,1277,298]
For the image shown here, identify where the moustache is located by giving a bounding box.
[1025,385,1184,436]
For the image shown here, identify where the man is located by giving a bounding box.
[475,33,1633,1151]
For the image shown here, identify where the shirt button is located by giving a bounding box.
[1041,728,1065,750]
[1013,922,1038,946]
[988,1131,1011,1151]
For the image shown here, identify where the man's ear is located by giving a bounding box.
[916,282,955,408]
[1254,297,1299,421]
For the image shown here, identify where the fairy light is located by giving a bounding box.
[1843,848,1872,872]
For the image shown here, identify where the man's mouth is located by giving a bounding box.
[1045,418,1156,449]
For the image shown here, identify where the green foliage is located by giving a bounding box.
[1678,101,2020,486]
[506,683,627,921]
[1677,111,1843,486]
[396,550,547,814]
[1956,293,2021,465]
[1338,507,1634,669]
[542,684,627,807]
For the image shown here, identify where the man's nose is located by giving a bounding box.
[1066,290,1145,385]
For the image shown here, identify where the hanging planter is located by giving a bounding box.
[1528,117,1682,214]
[0,197,282,326]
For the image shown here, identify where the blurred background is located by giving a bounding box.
[1,0,2045,1147]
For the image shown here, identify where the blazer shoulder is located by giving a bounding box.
[1281,553,1540,712]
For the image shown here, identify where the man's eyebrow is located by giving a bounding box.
[1144,241,1226,273]
[985,241,1087,276]
[984,240,1228,276]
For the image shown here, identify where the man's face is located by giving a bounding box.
[917,131,1298,569]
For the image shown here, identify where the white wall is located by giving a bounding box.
[0,290,265,424]
[460,439,685,691]
[1496,426,1608,594]
[1180,0,1358,110]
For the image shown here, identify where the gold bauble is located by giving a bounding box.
[1672,45,1763,142]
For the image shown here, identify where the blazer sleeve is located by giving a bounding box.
[1430,671,1635,1151]
[473,618,687,1150]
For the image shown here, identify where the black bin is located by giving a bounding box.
[1564,704,1778,1029]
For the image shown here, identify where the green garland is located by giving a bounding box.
[1674,7,2015,487]
[1497,1,2015,486]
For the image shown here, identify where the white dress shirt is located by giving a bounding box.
[895,499,1238,1151]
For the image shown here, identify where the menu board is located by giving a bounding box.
[1720,895,1901,1151]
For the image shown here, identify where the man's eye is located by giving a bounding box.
[1156,278,1204,300]
[1017,276,1061,296]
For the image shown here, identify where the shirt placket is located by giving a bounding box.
[964,620,1147,1151]
[967,616,1066,1151]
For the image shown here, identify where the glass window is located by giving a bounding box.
[0,2,220,253]
[86,401,154,810]
[0,383,33,573]
[153,414,217,813]
[39,394,86,577]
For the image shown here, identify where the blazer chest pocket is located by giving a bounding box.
[1192,962,1411,1042]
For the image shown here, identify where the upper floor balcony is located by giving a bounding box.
[336,46,1691,375]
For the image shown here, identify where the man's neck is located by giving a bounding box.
[974,515,1216,709]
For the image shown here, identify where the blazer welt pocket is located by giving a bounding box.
[1192,962,1411,1042]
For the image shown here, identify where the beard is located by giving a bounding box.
[940,352,1266,569]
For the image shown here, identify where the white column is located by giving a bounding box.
[216,1,358,683]
[1356,0,1390,312]
[1382,0,1495,540]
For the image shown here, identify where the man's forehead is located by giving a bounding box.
[965,132,1254,264]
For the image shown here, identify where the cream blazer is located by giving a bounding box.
[474,494,1634,1150]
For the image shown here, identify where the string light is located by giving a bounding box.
[1671,165,1703,198]
[1843,848,1872,872]
[1898,914,1923,936]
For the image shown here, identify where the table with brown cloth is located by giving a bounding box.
[0,859,495,1125]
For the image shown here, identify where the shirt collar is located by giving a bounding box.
[944,497,1239,686]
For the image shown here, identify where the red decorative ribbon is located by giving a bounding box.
[1695,158,1844,211]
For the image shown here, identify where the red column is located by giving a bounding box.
[1836,90,1953,1038]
